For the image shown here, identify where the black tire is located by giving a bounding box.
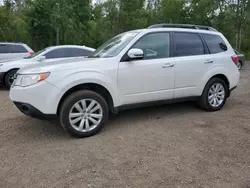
[4,69,18,89]
[59,90,109,138]
[199,78,228,111]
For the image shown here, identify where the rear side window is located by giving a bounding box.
[201,34,228,54]
[65,48,92,57]
[174,32,204,57]
[10,45,28,53]
[45,48,67,59]
[0,45,10,53]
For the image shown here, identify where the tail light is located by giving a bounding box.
[231,55,239,65]
[29,51,35,56]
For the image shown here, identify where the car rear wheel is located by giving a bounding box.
[4,69,18,89]
[199,78,228,111]
[59,90,109,138]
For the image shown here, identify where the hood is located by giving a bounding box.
[0,58,35,72]
[18,57,107,74]
[0,58,26,63]
[0,58,33,65]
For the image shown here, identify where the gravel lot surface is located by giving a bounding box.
[0,63,250,188]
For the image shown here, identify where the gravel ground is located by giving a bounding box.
[0,63,250,188]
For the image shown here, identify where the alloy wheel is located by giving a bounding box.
[69,99,103,132]
[208,83,225,107]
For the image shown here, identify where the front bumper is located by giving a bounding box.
[0,72,4,86]
[10,81,61,115]
[14,102,56,120]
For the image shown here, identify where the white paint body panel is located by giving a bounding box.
[10,28,240,115]
[0,52,30,61]
[118,57,175,104]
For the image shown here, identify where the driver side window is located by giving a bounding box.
[133,32,170,60]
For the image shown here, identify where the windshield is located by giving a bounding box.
[24,49,47,59]
[89,31,140,58]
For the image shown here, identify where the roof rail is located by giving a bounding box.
[148,24,218,32]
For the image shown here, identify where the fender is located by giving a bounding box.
[53,70,120,107]
[198,65,229,95]
[0,61,36,73]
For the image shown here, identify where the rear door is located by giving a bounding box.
[201,33,232,66]
[173,32,213,98]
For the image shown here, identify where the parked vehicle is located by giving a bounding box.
[0,45,95,88]
[234,49,245,70]
[10,24,240,138]
[0,42,34,62]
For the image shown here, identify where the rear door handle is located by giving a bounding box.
[204,60,214,64]
[162,63,174,68]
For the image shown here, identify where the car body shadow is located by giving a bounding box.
[10,101,201,141]
[104,101,203,132]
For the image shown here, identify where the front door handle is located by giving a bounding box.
[204,60,214,64]
[162,63,174,68]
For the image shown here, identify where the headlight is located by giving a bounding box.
[14,72,50,87]
[0,64,3,67]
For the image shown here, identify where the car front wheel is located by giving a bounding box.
[59,90,109,138]
[5,69,18,89]
[199,78,228,111]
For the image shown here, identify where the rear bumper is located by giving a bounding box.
[14,102,56,120]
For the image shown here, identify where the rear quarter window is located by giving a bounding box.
[201,34,228,54]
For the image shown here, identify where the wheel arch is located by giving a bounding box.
[202,73,230,97]
[209,74,229,88]
[3,68,19,85]
[57,83,115,115]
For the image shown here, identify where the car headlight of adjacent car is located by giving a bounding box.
[14,72,50,87]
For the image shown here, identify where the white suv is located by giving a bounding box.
[0,42,34,61]
[10,24,240,138]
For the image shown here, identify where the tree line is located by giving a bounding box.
[0,0,250,58]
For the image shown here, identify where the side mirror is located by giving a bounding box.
[36,56,46,62]
[127,48,144,60]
